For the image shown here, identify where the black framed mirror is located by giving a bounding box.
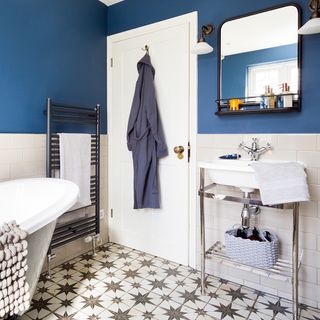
[216,4,302,115]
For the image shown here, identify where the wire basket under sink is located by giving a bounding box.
[225,227,279,269]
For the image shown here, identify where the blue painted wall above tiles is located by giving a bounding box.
[108,0,320,133]
[0,0,108,133]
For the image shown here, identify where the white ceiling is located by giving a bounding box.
[221,6,298,56]
[99,0,124,6]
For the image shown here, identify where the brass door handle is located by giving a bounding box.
[174,146,184,159]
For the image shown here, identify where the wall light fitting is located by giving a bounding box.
[299,0,320,34]
[191,24,214,55]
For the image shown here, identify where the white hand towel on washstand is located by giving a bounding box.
[59,133,92,211]
[250,162,310,206]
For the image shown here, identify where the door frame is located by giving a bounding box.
[107,11,198,268]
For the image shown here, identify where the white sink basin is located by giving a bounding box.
[198,159,301,192]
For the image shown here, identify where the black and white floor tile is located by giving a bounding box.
[21,243,320,320]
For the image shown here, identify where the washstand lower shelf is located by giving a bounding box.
[206,241,303,283]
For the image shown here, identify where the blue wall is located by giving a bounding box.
[222,44,297,99]
[0,0,108,133]
[108,0,320,133]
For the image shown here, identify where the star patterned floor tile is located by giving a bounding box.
[36,274,57,289]
[215,284,258,308]
[95,267,119,281]
[35,282,60,297]
[272,312,295,320]
[121,286,163,313]
[182,272,221,291]
[246,309,273,320]
[144,267,173,282]
[112,258,137,270]
[133,265,161,280]
[152,299,198,320]
[174,278,220,302]
[300,304,320,320]
[51,304,80,318]
[169,287,209,310]
[72,293,106,316]
[75,280,109,298]
[49,310,89,319]
[72,258,101,272]
[161,266,190,283]
[56,267,83,279]
[99,250,120,260]
[254,294,292,318]
[113,266,145,284]
[206,300,250,320]
[103,279,135,300]
[21,242,320,320]
[139,276,178,296]
[98,305,145,319]
[26,293,62,319]
[196,314,217,320]
[136,251,160,262]
[147,256,170,268]
[101,293,135,310]
[132,257,158,268]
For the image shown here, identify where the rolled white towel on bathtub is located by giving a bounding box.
[0,221,30,318]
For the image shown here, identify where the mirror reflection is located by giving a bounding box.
[219,5,300,112]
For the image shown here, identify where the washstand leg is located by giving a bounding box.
[292,202,299,320]
[200,168,206,295]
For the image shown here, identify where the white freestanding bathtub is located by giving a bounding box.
[0,178,79,304]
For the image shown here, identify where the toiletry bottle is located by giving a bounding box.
[219,154,241,160]
[260,85,269,109]
[282,83,293,108]
[267,87,276,109]
[277,94,283,108]
[248,227,263,242]
[260,95,265,109]
[260,93,266,109]
[230,99,241,111]
[277,83,284,108]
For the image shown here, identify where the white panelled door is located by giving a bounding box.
[108,13,197,266]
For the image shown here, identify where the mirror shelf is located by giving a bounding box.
[215,106,300,116]
[216,93,301,115]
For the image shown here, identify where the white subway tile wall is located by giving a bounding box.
[0,134,108,268]
[1,133,319,309]
[197,134,320,309]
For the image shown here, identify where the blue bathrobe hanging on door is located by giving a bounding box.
[127,53,168,209]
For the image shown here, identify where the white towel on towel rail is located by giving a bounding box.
[250,162,310,205]
[59,133,92,210]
